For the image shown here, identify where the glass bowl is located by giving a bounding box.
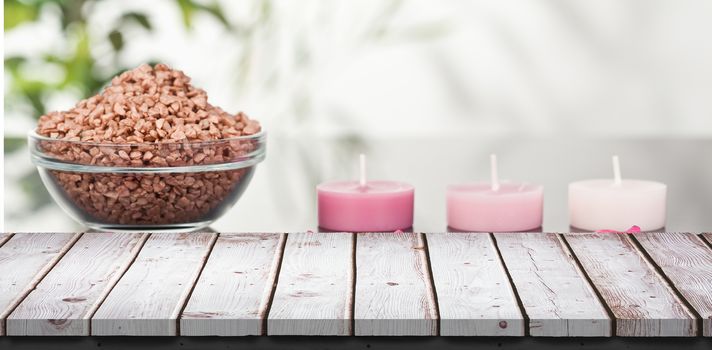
[28,130,266,233]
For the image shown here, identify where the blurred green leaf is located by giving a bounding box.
[199,2,231,29]
[176,0,195,29]
[57,0,87,30]
[5,57,52,117]
[5,56,27,71]
[175,0,231,30]
[62,24,103,96]
[15,80,49,116]
[4,137,27,154]
[108,29,124,52]
[20,171,53,211]
[4,0,40,30]
[259,0,272,22]
[121,12,152,31]
[41,53,64,64]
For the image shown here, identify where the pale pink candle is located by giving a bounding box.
[447,155,543,232]
[317,155,414,232]
[569,156,666,231]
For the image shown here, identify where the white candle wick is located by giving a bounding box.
[359,153,367,188]
[612,155,622,186]
[490,154,500,191]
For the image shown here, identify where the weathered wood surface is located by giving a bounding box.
[494,233,611,337]
[1,232,711,337]
[91,233,216,336]
[181,233,285,336]
[354,232,438,336]
[0,233,80,335]
[427,233,524,336]
[6,233,148,335]
[268,232,354,336]
[564,233,697,337]
[634,232,712,337]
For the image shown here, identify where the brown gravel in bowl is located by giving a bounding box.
[35,64,262,227]
[52,170,249,225]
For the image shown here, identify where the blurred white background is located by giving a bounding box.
[4,0,712,232]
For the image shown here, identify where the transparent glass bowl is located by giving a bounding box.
[28,130,266,232]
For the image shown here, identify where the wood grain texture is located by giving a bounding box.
[634,232,712,337]
[0,233,80,335]
[0,233,12,247]
[181,233,285,336]
[354,232,438,336]
[427,233,524,336]
[495,233,611,336]
[91,232,216,336]
[268,232,354,336]
[564,233,697,337]
[6,233,148,335]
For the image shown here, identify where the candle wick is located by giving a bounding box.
[490,154,500,191]
[612,155,622,186]
[359,153,367,188]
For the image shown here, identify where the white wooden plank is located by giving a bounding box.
[181,233,285,336]
[354,232,438,336]
[635,232,712,337]
[427,233,524,336]
[0,233,81,335]
[494,233,611,336]
[6,233,148,335]
[0,233,12,247]
[91,232,216,336]
[267,232,354,336]
[564,233,697,337]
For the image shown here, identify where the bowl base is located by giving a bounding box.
[84,220,215,233]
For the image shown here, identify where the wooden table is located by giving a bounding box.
[0,232,711,338]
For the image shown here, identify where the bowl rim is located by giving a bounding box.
[30,152,266,173]
[28,129,266,147]
[28,129,266,173]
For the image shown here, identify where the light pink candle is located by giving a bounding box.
[317,155,414,232]
[447,155,543,232]
[569,156,666,231]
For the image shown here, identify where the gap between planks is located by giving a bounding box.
[261,233,288,336]
[490,233,531,336]
[420,234,442,336]
[701,233,712,247]
[175,233,219,336]
[0,233,14,248]
[557,233,619,336]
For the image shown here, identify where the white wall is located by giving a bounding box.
[5,0,712,139]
